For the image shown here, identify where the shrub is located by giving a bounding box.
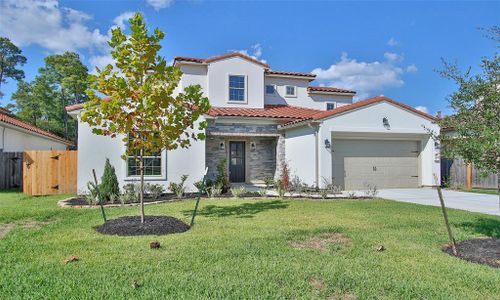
[216,159,230,193]
[263,176,274,189]
[146,183,165,200]
[207,182,223,198]
[258,188,267,197]
[168,175,188,199]
[122,183,139,203]
[275,179,286,198]
[281,162,290,191]
[230,186,246,198]
[100,158,120,202]
[85,181,100,205]
[363,183,378,198]
[289,175,304,194]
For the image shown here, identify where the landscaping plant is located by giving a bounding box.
[100,158,120,202]
[85,181,100,205]
[145,183,165,200]
[81,13,210,223]
[168,175,188,199]
[230,186,246,198]
[216,159,230,193]
[122,183,139,204]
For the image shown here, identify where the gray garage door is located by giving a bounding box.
[332,139,419,190]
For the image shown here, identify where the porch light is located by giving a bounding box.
[324,139,331,149]
[383,117,390,129]
[250,142,256,150]
[219,142,225,150]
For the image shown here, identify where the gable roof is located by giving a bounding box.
[0,109,73,145]
[265,69,316,79]
[175,52,270,68]
[281,95,436,127]
[207,105,321,120]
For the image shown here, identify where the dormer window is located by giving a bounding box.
[265,84,275,94]
[285,85,296,97]
[228,75,246,102]
[326,102,336,111]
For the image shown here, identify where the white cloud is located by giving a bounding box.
[415,106,428,114]
[0,0,108,53]
[311,52,417,100]
[231,43,267,64]
[112,11,135,29]
[406,64,418,73]
[146,0,174,11]
[388,37,399,46]
[88,54,115,74]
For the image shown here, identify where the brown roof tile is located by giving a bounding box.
[307,86,356,94]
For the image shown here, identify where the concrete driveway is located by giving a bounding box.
[378,188,499,216]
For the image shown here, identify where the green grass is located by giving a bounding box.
[0,190,499,299]
[461,188,499,195]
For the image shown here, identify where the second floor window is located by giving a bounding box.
[326,103,336,111]
[285,85,296,97]
[265,84,275,94]
[229,75,245,101]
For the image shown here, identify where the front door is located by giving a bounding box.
[229,141,245,183]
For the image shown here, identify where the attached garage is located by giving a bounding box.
[332,139,420,190]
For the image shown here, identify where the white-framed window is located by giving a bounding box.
[285,85,296,97]
[326,102,336,111]
[126,134,163,177]
[228,75,246,102]
[265,84,275,94]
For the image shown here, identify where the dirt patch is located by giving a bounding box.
[289,233,351,252]
[95,216,190,236]
[309,277,325,290]
[0,223,16,239]
[443,238,500,268]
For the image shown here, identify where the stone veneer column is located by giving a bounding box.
[274,133,286,180]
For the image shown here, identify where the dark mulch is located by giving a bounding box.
[443,238,500,268]
[95,216,190,236]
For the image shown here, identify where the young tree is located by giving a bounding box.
[437,29,499,210]
[81,13,210,223]
[0,37,27,97]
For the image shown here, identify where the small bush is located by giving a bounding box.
[230,186,246,198]
[85,181,100,205]
[216,159,230,193]
[363,183,378,198]
[122,183,139,203]
[289,175,304,194]
[258,188,267,197]
[146,183,165,200]
[263,176,274,189]
[276,179,286,198]
[168,175,188,199]
[207,182,223,198]
[100,158,120,202]
[281,162,290,191]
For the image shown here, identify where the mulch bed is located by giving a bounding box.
[95,216,190,236]
[443,238,500,268]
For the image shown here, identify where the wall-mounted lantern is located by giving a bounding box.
[250,141,256,150]
[382,117,390,130]
[324,139,331,149]
[219,142,225,150]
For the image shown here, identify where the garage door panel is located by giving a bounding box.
[332,139,419,189]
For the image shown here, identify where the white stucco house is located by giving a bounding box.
[0,108,72,152]
[66,52,440,194]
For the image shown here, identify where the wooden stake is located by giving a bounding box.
[435,174,457,255]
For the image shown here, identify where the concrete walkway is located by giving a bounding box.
[378,188,499,216]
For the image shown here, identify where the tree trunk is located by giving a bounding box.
[497,168,500,213]
[139,153,145,223]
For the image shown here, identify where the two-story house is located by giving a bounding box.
[67,52,440,193]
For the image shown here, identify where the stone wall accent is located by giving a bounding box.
[274,133,286,179]
[205,122,279,183]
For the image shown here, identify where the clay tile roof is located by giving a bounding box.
[65,103,85,112]
[0,110,73,145]
[174,52,270,68]
[265,70,316,78]
[207,105,322,121]
[281,95,436,127]
[307,86,356,94]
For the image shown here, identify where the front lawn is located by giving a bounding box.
[0,190,499,299]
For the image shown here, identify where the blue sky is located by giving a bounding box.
[0,0,498,116]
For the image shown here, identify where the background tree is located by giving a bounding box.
[437,28,499,210]
[81,13,210,223]
[0,37,27,97]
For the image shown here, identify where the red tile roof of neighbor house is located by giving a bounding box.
[65,103,85,112]
[0,109,73,145]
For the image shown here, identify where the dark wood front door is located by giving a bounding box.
[229,141,245,183]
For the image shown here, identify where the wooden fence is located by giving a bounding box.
[23,150,77,196]
[0,151,23,189]
[441,157,498,189]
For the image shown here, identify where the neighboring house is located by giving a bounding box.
[0,108,72,152]
[66,52,440,194]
